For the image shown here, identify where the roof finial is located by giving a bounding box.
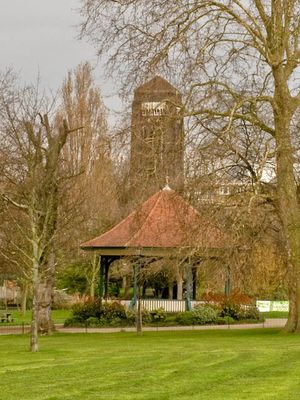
[163,176,172,191]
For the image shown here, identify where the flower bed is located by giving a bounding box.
[64,299,264,328]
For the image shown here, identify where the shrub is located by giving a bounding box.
[238,305,261,321]
[220,300,242,320]
[201,292,225,303]
[64,316,85,327]
[64,298,262,327]
[216,316,235,325]
[220,302,262,321]
[86,317,100,326]
[191,305,220,325]
[126,308,152,325]
[150,308,167,322]
[175,305,220,326]
[164,314,177,325]
[125,309,135,325]
[101,302,127,321]
[201,290,253,306]
[109,317,124,327]
[71,300,127,324]
[175,312,194,326]
[201,290,258,321]
[72,299,102,320]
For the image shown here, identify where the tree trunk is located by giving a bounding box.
[37,251,55,334]
[168,282,173,300]
[274,91,300,332]
[21,281,29,316]
[185,265,193,300]
[177,272,183,300]
[136,265,142,334]
[89,255,98,299]
[122,276,131,299]
[30,256,39,352]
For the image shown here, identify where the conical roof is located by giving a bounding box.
[81,187,228,251]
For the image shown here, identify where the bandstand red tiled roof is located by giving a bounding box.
[80,187,228,252]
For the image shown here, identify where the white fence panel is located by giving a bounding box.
[114,299,210,312]
[141,299,186,312]
[118,299,186,312]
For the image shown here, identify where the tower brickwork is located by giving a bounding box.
[130,76,184,203]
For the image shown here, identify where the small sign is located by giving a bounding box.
[256,300,271,312]
[256,300,289,312]
[271,301,289,312]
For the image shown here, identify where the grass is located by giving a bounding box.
[263,311,288,319]
[0,309,71,325]
[1,329,300,399]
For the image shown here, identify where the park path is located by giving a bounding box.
[0,319,287,335]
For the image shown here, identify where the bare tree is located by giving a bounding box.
[56,62,120,298]
[79,0,300,332]
[0,77,81,351]
[0,201,33,314]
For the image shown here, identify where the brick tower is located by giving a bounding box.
[129,76,184,202]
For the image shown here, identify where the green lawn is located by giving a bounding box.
[0,309,71,325]
[1,329,300,399]
[263,311,288,319]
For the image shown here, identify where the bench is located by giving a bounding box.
[0,313,13,323]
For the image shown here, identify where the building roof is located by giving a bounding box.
[135,76,178,94]
[80,187,228,255]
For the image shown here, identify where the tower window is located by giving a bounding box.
[141,101,166,116]
[219,186,230,195]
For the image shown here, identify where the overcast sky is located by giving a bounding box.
[0,0,122,124]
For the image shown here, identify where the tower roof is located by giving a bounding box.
[80,188,228,251]
[135,76,178,94]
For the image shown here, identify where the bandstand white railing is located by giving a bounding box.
[117,299,205,312]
